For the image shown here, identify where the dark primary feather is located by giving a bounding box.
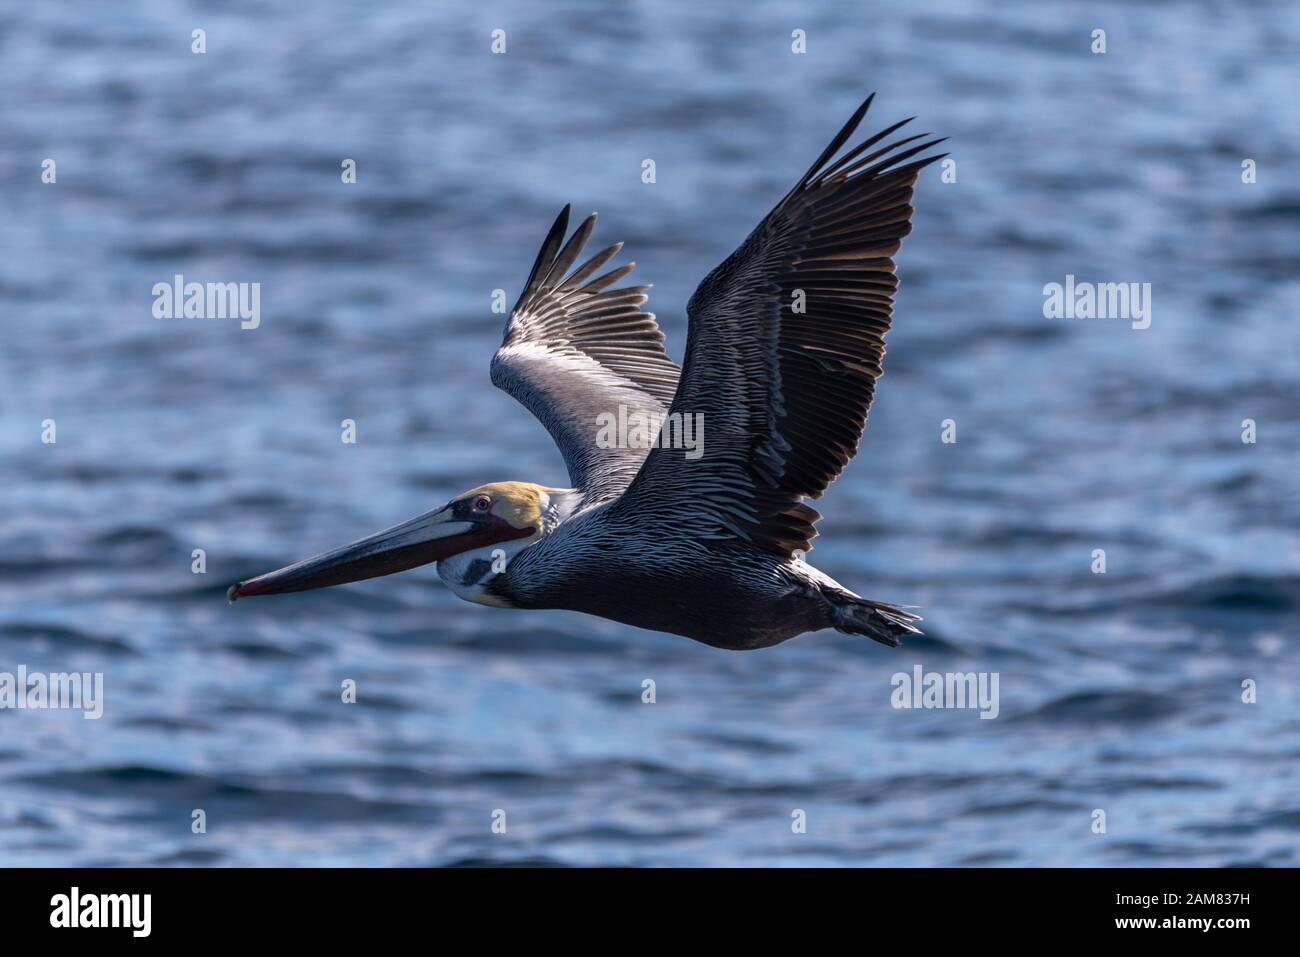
[614,95,946,555]
[491,206,681,502]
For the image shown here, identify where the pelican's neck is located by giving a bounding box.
[539,487,584,532]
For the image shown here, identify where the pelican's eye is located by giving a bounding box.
[472,494,492,513]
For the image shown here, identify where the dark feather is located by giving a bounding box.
[615,96,944,555]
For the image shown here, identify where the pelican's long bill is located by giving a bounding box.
[227,503,533,601]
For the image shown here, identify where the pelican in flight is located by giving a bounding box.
[229,96,944,650]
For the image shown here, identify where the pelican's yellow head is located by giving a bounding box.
[227,480,579,606]
[453,481,557,536]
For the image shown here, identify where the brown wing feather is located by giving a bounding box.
[492,207,681,502]
[614,97,945,554]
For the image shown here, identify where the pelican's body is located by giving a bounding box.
[230,96,943,651]
[445,502,824,648]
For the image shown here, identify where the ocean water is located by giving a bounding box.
[1,0,1298,866]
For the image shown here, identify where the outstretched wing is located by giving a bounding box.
[612,95,945,555]
[491,206,681,503]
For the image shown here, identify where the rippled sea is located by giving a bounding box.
[2,0,1298,866]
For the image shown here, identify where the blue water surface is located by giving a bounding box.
[1,0,1298,866]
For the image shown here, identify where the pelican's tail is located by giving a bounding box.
[829,594,922,647]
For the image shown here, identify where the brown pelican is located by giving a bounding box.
[228,95,944,650]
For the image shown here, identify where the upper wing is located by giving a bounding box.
[612,96,945,555]
[491,206,681,503]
